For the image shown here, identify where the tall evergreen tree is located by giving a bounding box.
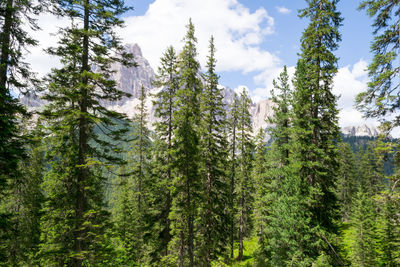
[356,0,400,130]
[228,94,240,260]
[151,46,179,260]
[3,120,45,266]
[169,19,202,267]
[0,0,43,261]
[197,36,229,266]
[235,89,254,261]
[252,129,268,260]
[337,143,358,222]
[38,0,134,265]
[112,85,151,265]
[290,0,343,263]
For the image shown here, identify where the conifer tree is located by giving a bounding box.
[151,46,179,259]
[2,121,45,265]
[235,89,254,261]
[265,63,316,265]
[228,94,240,260]
[197,36,229,266]
[169,19,202,267]
[350,190,378,266]
[337,143,358,221]
[356,0,400,129]
[290,0,343,263]
[252,129,268,259]
[112,85,151,265]
[38,0,134,265]
[0,0,43,260]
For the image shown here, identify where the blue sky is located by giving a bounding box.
[28,0,382,131]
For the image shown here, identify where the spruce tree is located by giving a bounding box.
[290,0,343,263]
[235,89,254,261]
[151,45,179,259]
[228,94,240,260]
[169,19,202,267]
[337,143,358,222]
[0,0,43,261]
[112,85,151,265]
[356,0,400,129]
[38,0,134,265]
[252,129,269,260]
[266,63,315,265]
[197,36,229,266]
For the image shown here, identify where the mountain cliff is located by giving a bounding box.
[21,43,378,138]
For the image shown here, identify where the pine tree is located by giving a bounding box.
[169,19,202,267]
[2,120,45,265]
[337,143,358,222]
[197,36,229,266]
[112,85,151,265]
[151,46,179,260]
[252,129,268,260]
[290,0,343,263]
[228,94,240,260]
[235,89,254,261]
[0,0,43,261]
[350,190,378,266]
[38,0,134,265]
[356,0,400,129]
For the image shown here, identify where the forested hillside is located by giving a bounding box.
[0,0,399,266]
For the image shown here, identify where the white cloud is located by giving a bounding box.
[234,85,249,96]
[25,13,69,78]
[276,6,291,15]
[332,59,369,127]
[252,65,295,99]
[118,0,280,73]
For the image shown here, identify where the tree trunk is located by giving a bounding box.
[0,0,13,94]
[74,1,90,265]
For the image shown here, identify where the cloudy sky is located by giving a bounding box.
[28,0,386,132]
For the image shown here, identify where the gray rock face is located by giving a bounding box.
[21,43,378,139]
[107,43,155,105]
[341,124,379,137]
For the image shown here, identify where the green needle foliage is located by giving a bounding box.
[169,19,203,267]
[0,0,44,261]
[38,0,134,265]
[235,89,254,262]
[289,0,343,264]
[357,0,400,128]
[197,36,230,266]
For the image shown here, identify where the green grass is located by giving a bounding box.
[212,237,259,267]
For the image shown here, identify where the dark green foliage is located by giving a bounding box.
[151,46,179,261]
[197,36,230,266]
[0,0,43,261]
[337,143,358,221]
[289,0,343,263]
[235,89,254,261]
[112,85,152,265]
[356,0,400,128]
[38,0,134,265]
[168,19,202,267]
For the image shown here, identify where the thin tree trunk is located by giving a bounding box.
[0,0,13,93]
[74,1,90,265]
[230,122,236,259]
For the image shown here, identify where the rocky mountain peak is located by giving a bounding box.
[341,124,379,137]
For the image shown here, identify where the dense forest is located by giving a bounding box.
[0,0,399,266]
